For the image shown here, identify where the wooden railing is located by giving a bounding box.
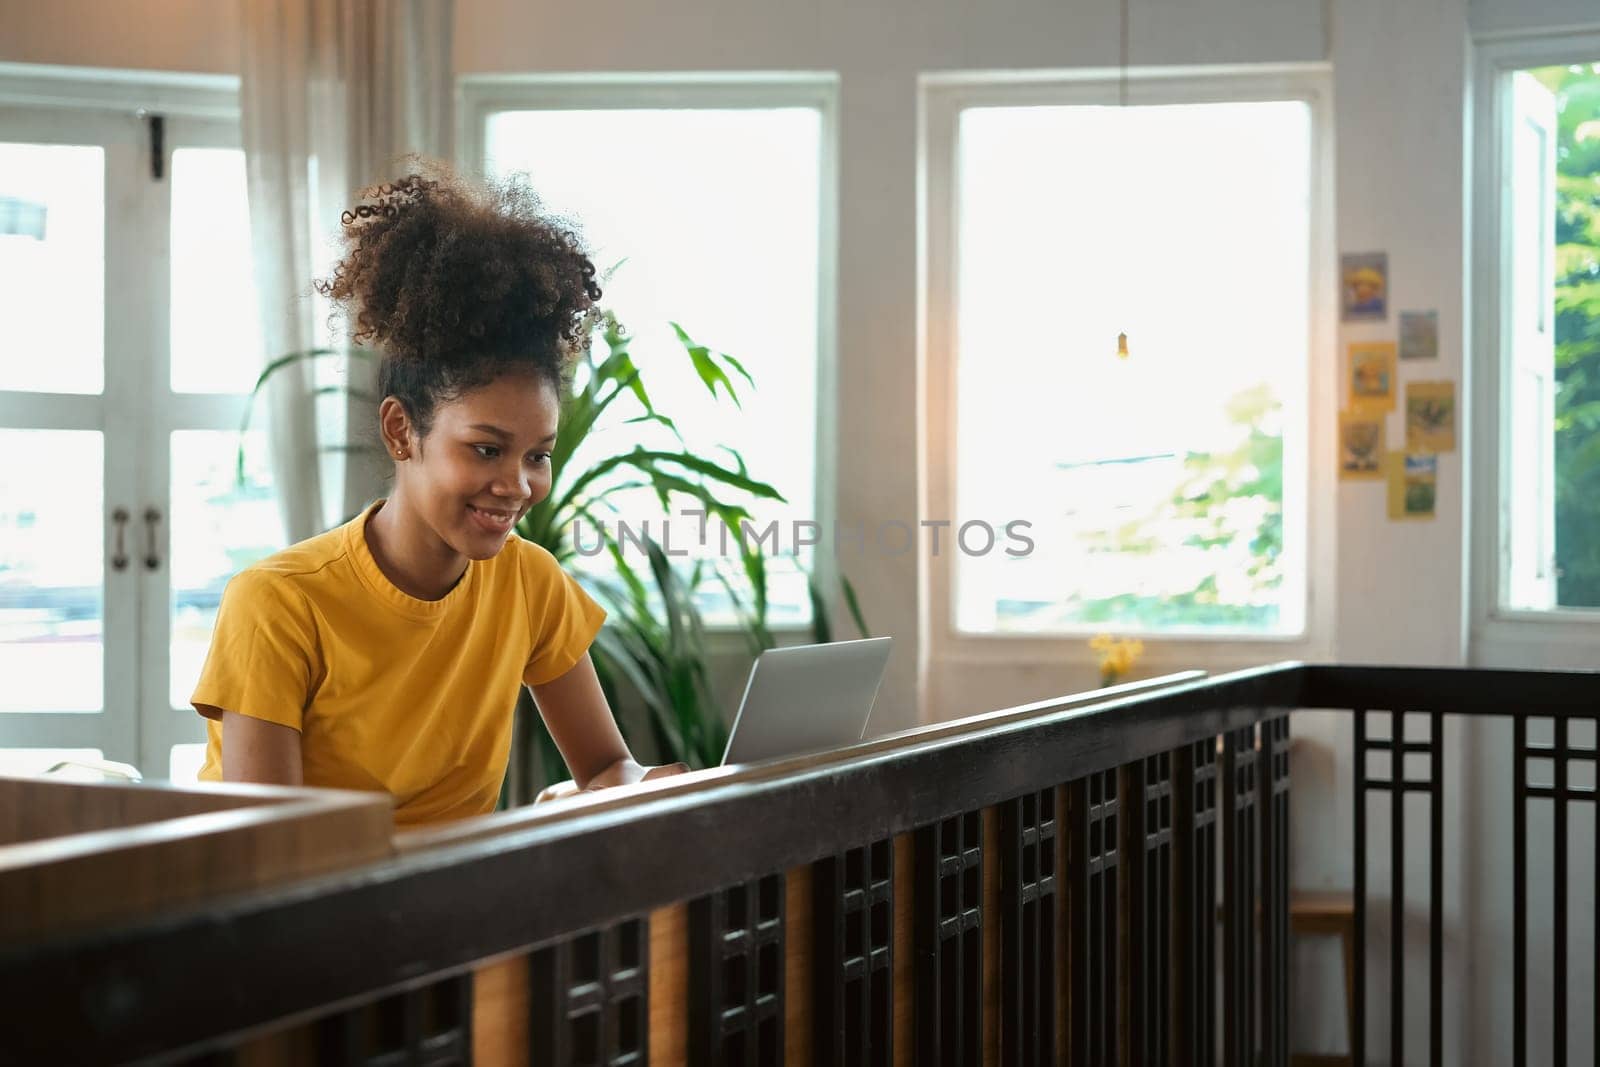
[1,662,1596,1065]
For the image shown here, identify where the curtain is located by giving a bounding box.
[239,0,454,542]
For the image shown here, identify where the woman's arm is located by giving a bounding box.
[212,708,303,786]
[528,653,686,791]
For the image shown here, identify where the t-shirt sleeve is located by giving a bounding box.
[190,569,321,732]
[521,543,608,687]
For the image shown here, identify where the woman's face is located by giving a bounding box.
[400,372,560,561]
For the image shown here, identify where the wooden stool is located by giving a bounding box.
[1289,889,1356,1067]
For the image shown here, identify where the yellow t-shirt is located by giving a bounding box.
[191,499,605,827]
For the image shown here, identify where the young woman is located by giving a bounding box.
[191,165,686,827]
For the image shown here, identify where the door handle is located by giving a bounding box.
[143,507,161,571]
[110,507,129,571]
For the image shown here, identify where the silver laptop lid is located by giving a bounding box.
[720,637,893,766]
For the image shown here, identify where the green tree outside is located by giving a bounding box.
[1533,63,1600,606]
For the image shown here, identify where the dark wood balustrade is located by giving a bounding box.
[1,662,1596,1065]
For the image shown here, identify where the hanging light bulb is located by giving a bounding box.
[1115,331,1130,359]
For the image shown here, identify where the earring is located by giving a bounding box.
[394,447,407,460]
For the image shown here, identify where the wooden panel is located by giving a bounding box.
[982,805,1000,1067]
[0,776,285,846]
[893,832,914,1067]
[472,953,530,1067]
[0,794,393,941]
[786,864,813,1067]
[650,901,689,1066]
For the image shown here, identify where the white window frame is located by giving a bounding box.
[457,73,841,643]
[1470,29,1600,669]
[921,64,1336,675]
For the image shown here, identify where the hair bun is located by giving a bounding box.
[314,159,602,375]
[339,174,439,229]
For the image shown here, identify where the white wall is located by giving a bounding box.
[0,0,240,74]
[4,0,1598,1058]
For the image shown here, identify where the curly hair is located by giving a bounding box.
[314,159,602,437]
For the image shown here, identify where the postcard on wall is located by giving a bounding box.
[1347,342,1398,413]
[1338,410,1385,480]
[1406,381,1456,453]
[1386,452,1437,521]
[1340,251,1388,322]
[1399,310,1438,360]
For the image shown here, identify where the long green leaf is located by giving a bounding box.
[841,573,872,638]
[670,322,752,408]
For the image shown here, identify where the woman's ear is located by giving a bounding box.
[378,397,414,461]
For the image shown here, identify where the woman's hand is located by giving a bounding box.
[532,759,690,805]
[579,758,690,793]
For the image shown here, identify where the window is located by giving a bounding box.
[930,77,1320,639]
[463,79,834,628]
[1491,58,1600,615]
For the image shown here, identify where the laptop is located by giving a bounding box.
[719,637,893,766]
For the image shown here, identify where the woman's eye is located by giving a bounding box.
[473,445,500,459]
[529,453,552,465]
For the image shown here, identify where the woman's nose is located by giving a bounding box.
[494,461,529,498]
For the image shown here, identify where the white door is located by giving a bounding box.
[0,102,282,781]
[0,106,149,775]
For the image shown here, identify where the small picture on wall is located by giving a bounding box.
[1341,252,1388,321]
[1338,411,1385,480]
[1399,310,1438,360]
[1405,381,1456,452]
[1347,342,1398,413]
[1386,452,1438,521]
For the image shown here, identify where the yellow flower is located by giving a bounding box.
[1089,633,1145,686]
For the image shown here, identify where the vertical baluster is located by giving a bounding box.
[1001,789,1056,1067]
[1067,772,1120,1066]
[1002,798,1023,1067]
[1198,739,1218,1067]
[1173,745,1195,1067]
[1391,712,1405,1067]
[1120,752,1176,1067]
[1514,714,1527,1067]
[1102,771,1120,1066]
[690,879,783,1066]
[532,922,648,1067]
[813,842,895,1067]
[1555,717,1568,1065]
[1056,786,1069,1067]
[1143,753,1173,1067]
[1223,730,1239,1067]
[1260,717,1291,1067]
[1222,726,1258,1067]
[1354,709,1366,1066]
[914,813,982,1067]
[1430,711,1443,1067]
[1120,761,1145,1067]
[1067,780,1089,1067]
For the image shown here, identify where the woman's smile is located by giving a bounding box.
[467,502,520,536]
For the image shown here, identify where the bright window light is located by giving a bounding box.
[952,100,1312,636]
[484,107,822,627]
